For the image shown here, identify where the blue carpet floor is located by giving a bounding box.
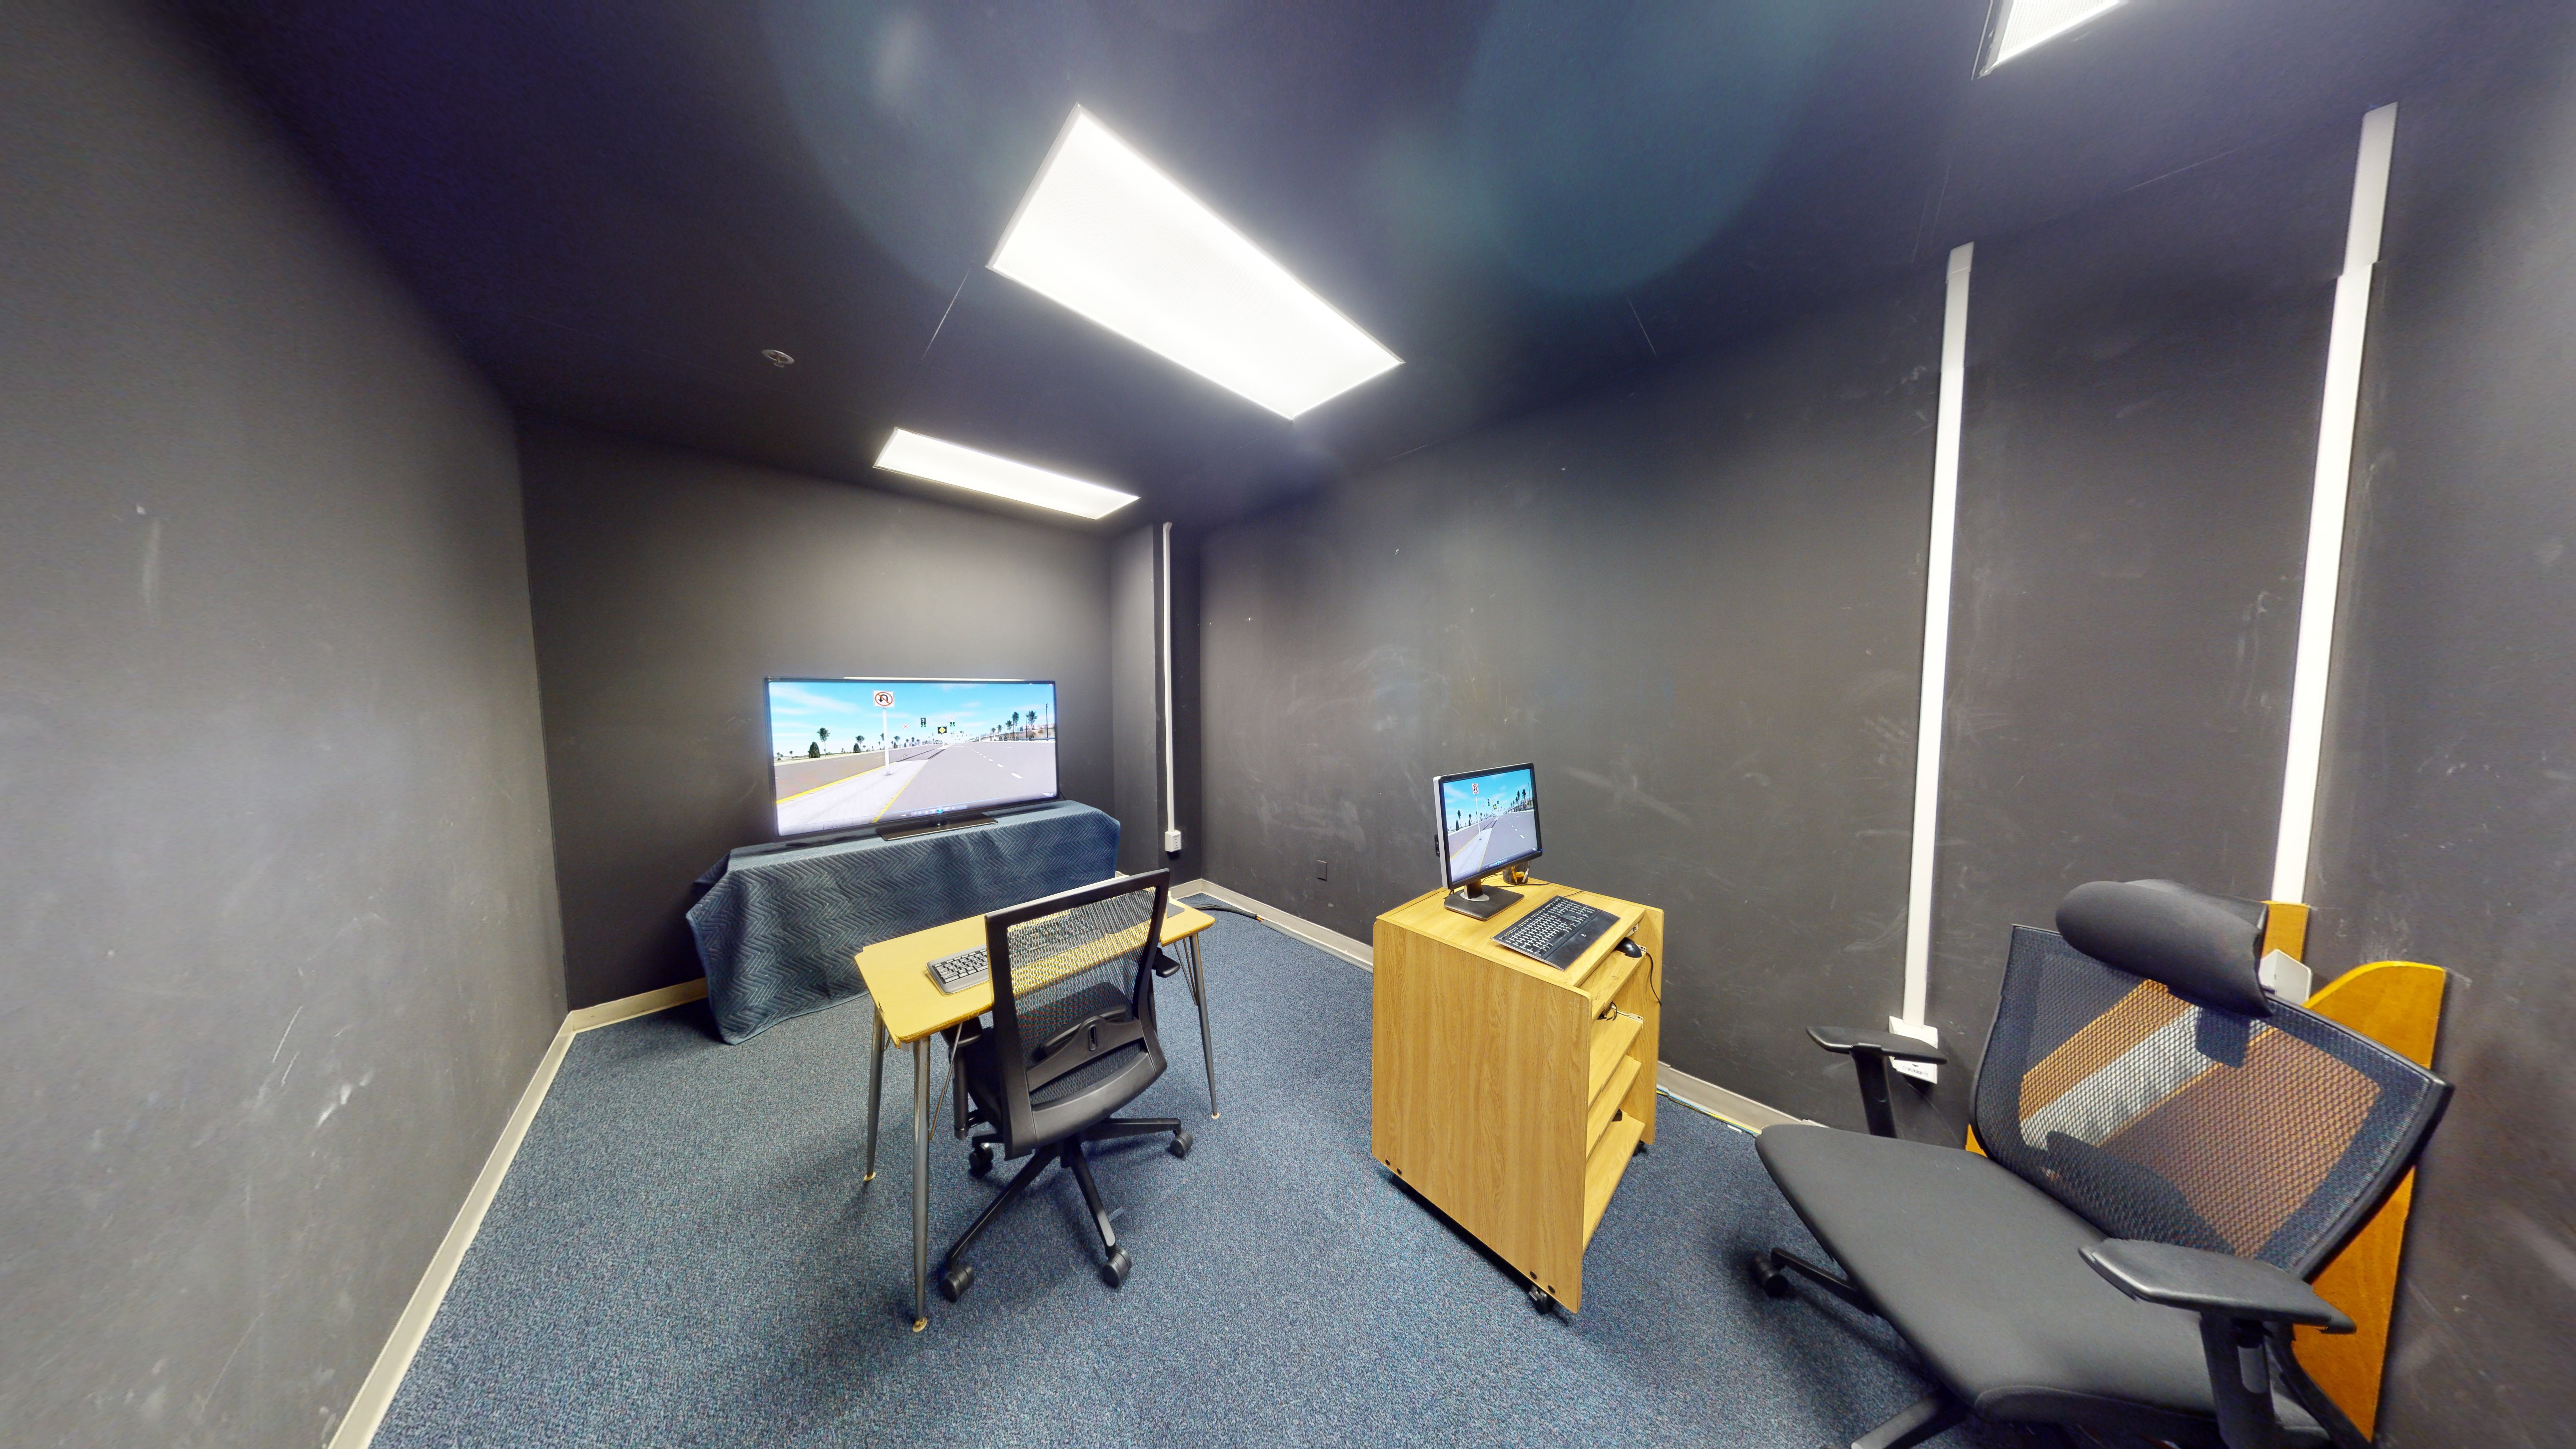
[378,914,2065,1448]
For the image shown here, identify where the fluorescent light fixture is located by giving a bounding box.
[1985,0,2124,69]
[991,107,1401,419]
[874,429,1136,519]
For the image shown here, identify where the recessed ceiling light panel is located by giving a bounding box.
[990,108,1401,419]
[874,428,1137,520]
[1985,0,2124,70]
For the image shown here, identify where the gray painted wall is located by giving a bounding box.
[0,3,563,1444]
[2303,25,2576,1443]
[1918,124,2353,1135]
[518,422,1116,1008]
[1200,277,1943,1126]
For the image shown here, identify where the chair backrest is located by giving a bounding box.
[1974,922,2450,1278]
[983,870,1172,1150]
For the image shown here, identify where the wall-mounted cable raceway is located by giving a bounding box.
[1161,521,1181,854]
[2273,103,2397,902]
[1893,243,1976,1074]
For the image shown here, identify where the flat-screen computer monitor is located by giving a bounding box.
[1434,762,1541,917]
[765,677,1058,838]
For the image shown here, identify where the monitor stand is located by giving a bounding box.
[877,812,995,842]
[1444,880,1521,920]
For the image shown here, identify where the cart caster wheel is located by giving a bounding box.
[1752,1252,1790,1298]
[969,1146,994,1178]
[940,1262,975,1302]
[1102,1247,1133,1288]
[1169,1130,1194,1159]
[1528,1285,1557,1314]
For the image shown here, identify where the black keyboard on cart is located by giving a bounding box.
[1492,894,1619,970]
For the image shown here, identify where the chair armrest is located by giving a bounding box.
[2083,1241,2353,1331]
[1807,1027,1946,1138]
[1807,1025,1950,1065]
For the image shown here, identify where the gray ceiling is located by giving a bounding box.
[183,0,2478,530]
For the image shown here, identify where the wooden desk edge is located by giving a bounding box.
[856,903,1217,1045]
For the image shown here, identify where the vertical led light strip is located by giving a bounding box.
[2273,104,2397,902]
[1160,522,1181,854]
[1901,243,1976,1035]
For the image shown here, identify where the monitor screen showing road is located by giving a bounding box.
[1436,763,1541,888]
[766,678,1059,836]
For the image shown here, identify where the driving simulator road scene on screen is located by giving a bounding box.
[769,679,1058,835]
[1442,767,1538,883]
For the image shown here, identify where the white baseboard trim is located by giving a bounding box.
[1657,1062,1813,1133]
[565,975,706,1032]
[330,976,708,1448]
[1175,878,1374,970]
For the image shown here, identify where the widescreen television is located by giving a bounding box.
[765,677,1059,837]
[1435,762,1542,894]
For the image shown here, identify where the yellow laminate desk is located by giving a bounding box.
[1372,879,1661,1312]
[854,899,1217,1330]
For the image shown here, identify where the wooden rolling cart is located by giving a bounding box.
[1371,879,1662,1312]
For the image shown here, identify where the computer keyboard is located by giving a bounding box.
[925,905,1113,994]
[927,945,991,994]
[1492,894,1620,970]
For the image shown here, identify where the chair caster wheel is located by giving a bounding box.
[1169,1130,1193,1159]
[1527,1285,1557,1314]
[1102,1247,1133,1288]
[1751,1252,1790,1298]
[969,1146,994,1178]
[940,1263,975,1302]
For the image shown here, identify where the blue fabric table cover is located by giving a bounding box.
[685,801,1120,1043]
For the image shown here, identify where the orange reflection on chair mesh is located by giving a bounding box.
[2111,1031,2375,1253]
[2016,980,2191,1122]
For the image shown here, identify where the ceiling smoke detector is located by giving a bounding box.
[762,349,795,367]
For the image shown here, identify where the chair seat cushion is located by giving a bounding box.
[1757,1124,2324,1446]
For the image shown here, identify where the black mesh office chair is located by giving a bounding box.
[938,870,1192,1301]
[1753,880,2450,1449]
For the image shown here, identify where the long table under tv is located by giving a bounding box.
[684,799,1121,1042]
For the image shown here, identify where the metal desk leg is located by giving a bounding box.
[1187,935,1219,1119]
[863,1006,887,1181]
[912,1035,931,1332]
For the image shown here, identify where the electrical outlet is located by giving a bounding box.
[1162,829,1183,854]
[1315,858,1330,881]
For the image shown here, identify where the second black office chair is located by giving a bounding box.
[939,870,1192,1300]
[1754,879,2450,1449]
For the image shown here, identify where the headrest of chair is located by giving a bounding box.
[2055,879,2269,1015]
